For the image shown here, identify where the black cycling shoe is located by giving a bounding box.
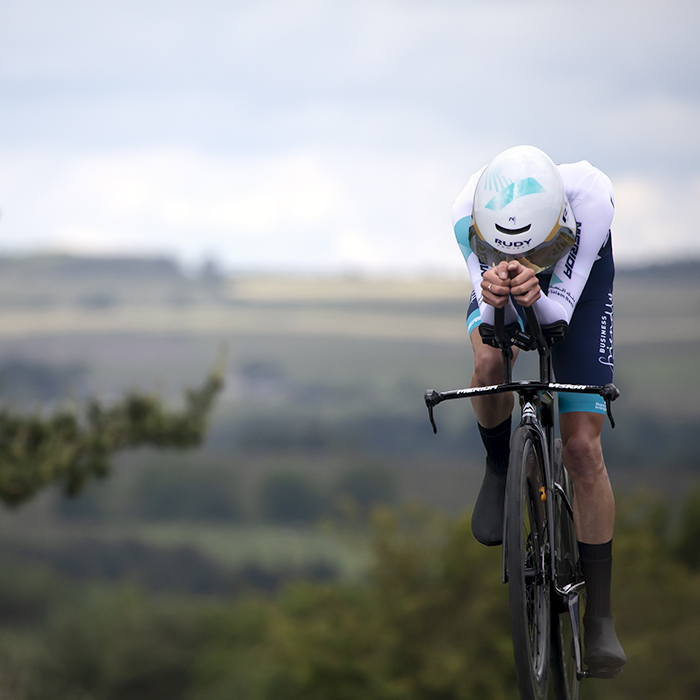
[583,616,627,675]
[471,466,507,546]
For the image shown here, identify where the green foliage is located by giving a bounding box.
[672,486,700,570]
[582,491,700,700]
[193,507,515,700]
[0,371,223,506]
[30,588,208,700]
[175,495,700,700]
[3,492,700,699]
[333,463,398,514]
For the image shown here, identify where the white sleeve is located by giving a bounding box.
[452,168,519,328]
[540,165,614,324]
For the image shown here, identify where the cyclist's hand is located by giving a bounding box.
[481,262,511,308]
[507,261,541,307]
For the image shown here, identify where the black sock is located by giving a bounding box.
[579,540,613,619]
[478,416,512,476]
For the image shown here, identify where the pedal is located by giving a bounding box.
[583,666,623,680]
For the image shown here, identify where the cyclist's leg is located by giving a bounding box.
[469,325,516,427]
[551,242,625,671]
[468,298,519,545]
[559,421,625,672]
[559,413,614,544]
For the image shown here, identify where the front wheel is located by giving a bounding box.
[506,425,551,700]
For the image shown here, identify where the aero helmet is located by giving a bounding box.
[468,145,576,272]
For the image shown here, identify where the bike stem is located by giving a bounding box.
[493,306,514,384]
[493,305,552,384]
[522,305,551,384]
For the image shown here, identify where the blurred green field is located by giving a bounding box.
[0,255,698,591]
[2,261,697,413]
[0,509,370,582]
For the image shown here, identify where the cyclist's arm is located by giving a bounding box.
[533,164,615,325]
[452,169,520,327]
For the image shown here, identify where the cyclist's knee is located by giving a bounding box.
[473,344,505,386]
[563,433,605,485]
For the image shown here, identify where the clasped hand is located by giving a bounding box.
[481,260,541,308]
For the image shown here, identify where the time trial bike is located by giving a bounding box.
[424,304,621,700]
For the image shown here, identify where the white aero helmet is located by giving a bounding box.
[468,145,576,272]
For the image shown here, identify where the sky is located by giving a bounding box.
[0,0,699,275]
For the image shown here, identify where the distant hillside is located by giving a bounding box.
[0,253,696,307]
[615,259,700,281]
[0,254,224,308]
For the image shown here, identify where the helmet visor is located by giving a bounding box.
[469,223,575,274]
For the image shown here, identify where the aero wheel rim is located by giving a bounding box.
[523,478,549,685]
[507,429,551,700]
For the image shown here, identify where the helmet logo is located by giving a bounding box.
[495,238,532,249]
[483,165,512,192]
[484,177,545,212]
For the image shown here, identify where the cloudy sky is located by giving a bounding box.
[0,0,698,274]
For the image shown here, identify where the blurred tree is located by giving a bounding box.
[191,507,515,700]
[264,508,514,700]
[32,587,207,700]
[582,491,700,700]
[0,369,223,507]
[333,463,397,514]
[188,495,700,700]
[673,486,700,570]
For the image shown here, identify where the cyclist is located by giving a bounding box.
[452,145,626,672]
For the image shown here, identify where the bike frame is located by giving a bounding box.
[424,304,619,682]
